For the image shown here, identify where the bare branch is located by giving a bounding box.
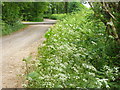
[102,1,117,20]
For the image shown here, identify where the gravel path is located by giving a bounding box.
[0,19,56,88]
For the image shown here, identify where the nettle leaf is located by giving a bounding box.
[28,71,39,79]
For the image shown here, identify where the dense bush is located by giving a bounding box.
[50,14,67,20]
[2,21,27,36]
[25,9,119,88]
[44,14,67,20]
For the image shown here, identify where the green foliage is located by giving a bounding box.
[2,2,119,88]
[2,2,20,25]
[45,2,66,14]
[20,2,48,21]
[2,21,27,36]
[89,2,120,45]
[44,14,67,20]
[45,2,85,14]
[2,2,85,36]
[2,2,27,35]
[2,2,48,36]
[25,9,119,88]
[68,2,86,13]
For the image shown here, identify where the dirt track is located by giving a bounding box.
[0,19,56,88]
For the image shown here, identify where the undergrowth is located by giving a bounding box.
[44,14,67,20]
[23,9,120,88]
[2,21,28,36]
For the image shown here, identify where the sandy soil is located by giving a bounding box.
[0,19,56,88]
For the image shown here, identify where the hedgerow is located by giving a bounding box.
[43,14,67,20]
[25,9,119,88]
